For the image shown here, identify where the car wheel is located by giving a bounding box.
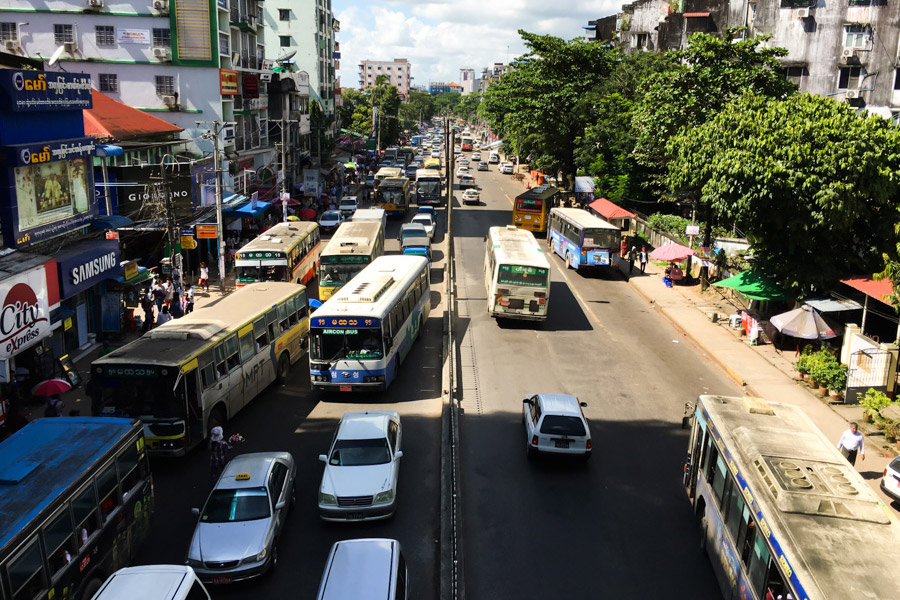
[269,544,279,574]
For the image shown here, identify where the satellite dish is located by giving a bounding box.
[276,50,296,62]
[48,45,65,66]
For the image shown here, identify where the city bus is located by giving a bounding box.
[424,158,441,171]
[684,394,900,600]
[547,207,621,272]
[375,177,411,217]
[374,166,402,190]
[317,221,386,300]
[234,221,322,286]
[89,282,309,456]
[0,417,153,600]
[460,136,474,152]
[512,184,558,234]
[309,255,430,392]
[484,226,550,321]
[415,169,443,206]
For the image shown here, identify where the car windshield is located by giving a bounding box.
[330,438,392,466]
[201,487,270,523]
[540,415,586,437]
[412,217,431,227]
[322,211,340,220]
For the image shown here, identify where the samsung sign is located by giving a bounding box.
[55,239,121,299]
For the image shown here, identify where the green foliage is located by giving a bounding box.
[337,88,373,138]
[399,90,437,131]
[883,419,900,442]
[371,74,402,147]
[861,388,892,419]
[645,213,729,245]
[794,344,815,375]
[666,91,900,294]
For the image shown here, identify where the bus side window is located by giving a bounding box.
[214,345,228,377]
[710,455,727,505]
[724,474,745,542]
[266,309,278,340]
[288,296,299,326]
[200,363,216,389]
[7,539,46,600]
[72,484,99,547]
[117,442,142,497]
[43,509,75,577]
[253,318,269,349]
[96,464,120,521]
[240,332,256,362]
[226,335,241,370]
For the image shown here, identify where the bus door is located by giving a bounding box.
[685,409,708,499]
[177,361,204,446]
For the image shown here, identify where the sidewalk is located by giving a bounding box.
[619,258,897,484]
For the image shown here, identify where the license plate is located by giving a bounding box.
[346,512,365,520]
[339,385,352,392]
[212,577,232,584]
[555,440,570,449]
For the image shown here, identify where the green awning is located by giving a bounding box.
[712,270,786,301]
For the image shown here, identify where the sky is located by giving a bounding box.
[334,0,621,90]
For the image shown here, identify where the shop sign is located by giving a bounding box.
[685,225,700,236]
[220,69,239,95]
[0,71,93,113]
[181,236,197,250]
[303,169,319,195]
[242,73,259,99]
[116,29,151,44]
[257,94,268,111]
[55,239,121,299]
[196,224,218,239]
[112,164,193,221]
[191,158,217,209]
[3,137,96,167]
[0,267,51,359]
[123,261,139,281]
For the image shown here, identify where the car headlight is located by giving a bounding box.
[256,548,267,561]
[319,492,337,505]
[185,558,203,568]
[374,489,394,504]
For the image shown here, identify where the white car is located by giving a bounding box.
[462,189,480,205]
[471,152,481,161]
[522,393,591,460]
[458,174,476,188]
[410,213,435,239]
[318,210,343,234]
[318,411,403,521]
[455,166,469,179]
[458,158,470,167]
[431,150,441,158]
[499,162,515,175]
[339,196,358,218]
[454,145,462,154]
[882,456,900,503]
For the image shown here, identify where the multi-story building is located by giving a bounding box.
[428,81,462,95]
[476,63,509,95]
[358,58,411,99]
[459,67,476,94]
[586,0,900,120]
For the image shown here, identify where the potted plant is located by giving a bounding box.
[809,354,830,390]
[829,364,847,399]
[860,388,891,423]
[795,353,811,381]
[884,420,900,445]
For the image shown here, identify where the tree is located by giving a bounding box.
[480,31,618,188]
[370,74,401,147]
[337,88,373,137]
[399,90,436,131]
[666,91,900,294]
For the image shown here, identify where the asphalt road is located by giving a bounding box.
[453,163,739,598]
[135,213,445,600]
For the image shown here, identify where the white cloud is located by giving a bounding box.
[335,0,620,89]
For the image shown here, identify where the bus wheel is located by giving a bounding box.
[565,252,573,270]
[276,353,291,384]
[80,577,103,600]
[699,513,708,552]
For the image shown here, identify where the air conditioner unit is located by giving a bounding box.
[4,40,21,52]
[260,72,272,82]
[841,47,855,58]
[64,42,78,54]
[796,7,811,18]
[846,90,859,99]
[162,94,178,106]
[153,0,168,11]
[86,0,104,9]
[153,47,171,60]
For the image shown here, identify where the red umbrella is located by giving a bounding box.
[32,378,72,396]
[301,208,317,220]
[649,243,696,262]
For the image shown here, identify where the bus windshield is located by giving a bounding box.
[311,326,384,361]
[417,180,440,195]
[319,263,367,284]
[582,228,619,249]
[379,189,404,204]
[95,371,179,418]
[498,264,549,287]
[516,198,543,212]
[236,265,287,282]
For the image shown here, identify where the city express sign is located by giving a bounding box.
[0,267,50,359]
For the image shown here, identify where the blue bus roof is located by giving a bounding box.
[0,417,136,551]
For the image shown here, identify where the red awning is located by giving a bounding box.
[684,12,711,17]
[588,197,636,220]
[841,276,894,302]
[83,89,182,141]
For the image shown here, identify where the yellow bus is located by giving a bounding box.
[424,158,441,171]
[234,221,322,286]
[375,177,411,217]
[90,282,309,456]
[317,221,386,300]
[512,184,559,235]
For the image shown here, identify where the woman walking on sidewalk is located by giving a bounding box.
[199,262,209,292]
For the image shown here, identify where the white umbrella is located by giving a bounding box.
[769,305,841,339]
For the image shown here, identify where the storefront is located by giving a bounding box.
[53,239,121,352]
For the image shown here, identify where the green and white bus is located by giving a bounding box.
[484,226,551,321]
[317,221,385,300]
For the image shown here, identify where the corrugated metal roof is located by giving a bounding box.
[588,197,636,220]
[84,90,182,141]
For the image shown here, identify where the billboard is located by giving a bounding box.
[0,266,51,359]
[0,71,93,113]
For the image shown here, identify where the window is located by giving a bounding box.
[152,28,170,47]
[279,9,290,20]
[838,66,862,90]
[633,33,648,49]
[279,35,291,47]
[155,75,175,95]
[267,462,288,504]
[8,540,45,600]
[54,24,74,44]
[0,22,17,41]
[118,442,143,495]
[253,317,269,349]
[214,344,227,377]
[98,73,118,93]
[71,485,98,547]
[894,69,900,91]
[96,464,120,521]
[844,24,868,48]
[240,331,255,361]
[95,25,115,45]
[225,335,241,370]
[783,66,804,87]
[43,509,74,576]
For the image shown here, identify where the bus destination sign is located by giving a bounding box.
[312,317,381,329]
[499,265,547,276]
[238,251,284,260]
[322,328,357,335]
[103,366,160,378]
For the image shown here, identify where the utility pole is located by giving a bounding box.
[197,119,235,293]
[275,114,298,222]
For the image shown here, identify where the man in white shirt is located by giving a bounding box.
[837,422,865,465]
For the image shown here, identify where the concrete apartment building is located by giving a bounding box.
[358,58,411,99]
[585,0,900,120]
[459,67,476,94]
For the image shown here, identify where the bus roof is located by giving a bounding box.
[321,221,382,257]
[515,184,559,203]
[312,255,428,321]
[551,207,619,231]
[416,169,441,180]
[375,167,402,177]
[235,221,318,256]
[698,394,900,599]
[380,177,409,187]
[488,226,549,268]
[0,417,137,551]
[94,282,304,367]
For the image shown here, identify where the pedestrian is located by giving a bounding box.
[152,280,165,311]
[639,247,648,273]
[837,422,865,465]
[164,279,174,307]
[171,264,182,288]
[199,262,209,292]
[208,426,232,485]
[170,292,184,319]
[156,304,172,326]
[184,284,195,314]
[140,292,155,333]
[628,246,636,274]
[44,394,63,417]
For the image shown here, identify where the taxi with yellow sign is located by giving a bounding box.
[186,452,296,584]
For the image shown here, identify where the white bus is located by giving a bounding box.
[309,255,430,392]
[483,226,551,321]
[374,167,402,189]
[547,208,621,272]
[90,282,309,456]
[415,169,443,206]
[317,221,386,300]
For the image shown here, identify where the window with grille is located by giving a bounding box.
[54,24,74,44]
[99,73,118,93]
[838,66,862,90]
[95,25,115,46]
[279,35,291,47]
[279,9,290,20]
[152,28,170,47]
[155,75,175,95]
[0,23,18,41]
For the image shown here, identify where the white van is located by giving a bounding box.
[316,538,408,600]
[350,207,387,238]
[488,151,500,164]
[91,566,210,600]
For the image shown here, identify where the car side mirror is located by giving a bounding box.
[191,507,200,516]
[580,402,588,408]
[275,500,287,510]
[523,398,530,405]
[318,454,327,463]
[395,450,404,460]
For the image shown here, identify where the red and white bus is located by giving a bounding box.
[234,221,322,286]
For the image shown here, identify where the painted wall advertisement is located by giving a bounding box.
[111,165,193,221]
[0,71,93,113]
[0,267,50,359]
